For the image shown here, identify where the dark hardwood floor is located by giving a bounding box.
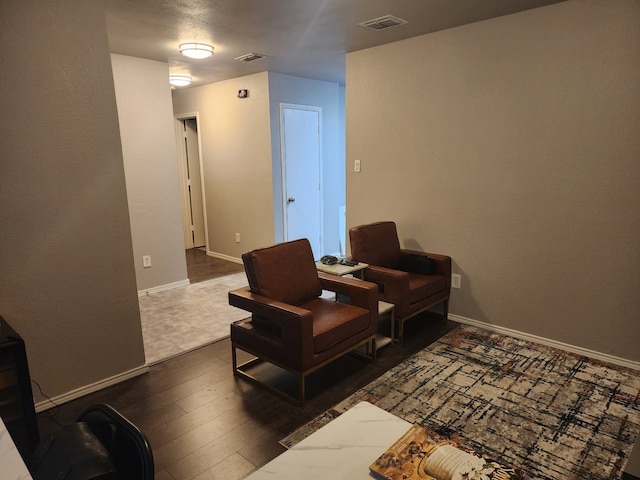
[37,318,456,479]
[35,250,639,480]
[185,248,245,283]
[35,249,458,479]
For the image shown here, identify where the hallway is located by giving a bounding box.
[185,248,244,283]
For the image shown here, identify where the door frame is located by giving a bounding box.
[174,112,209,251]
[279,103,324,256]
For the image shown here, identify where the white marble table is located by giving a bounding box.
[0,417,33,480]
[244,401,411,479]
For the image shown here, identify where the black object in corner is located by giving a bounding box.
[397,254,437,275]
[0,315,40,461]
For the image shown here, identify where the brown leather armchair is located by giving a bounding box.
[349,221,451,344]
[228,238,379,406]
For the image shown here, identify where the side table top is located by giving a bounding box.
[316,261,368,276]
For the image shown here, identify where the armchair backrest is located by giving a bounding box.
[349,221,401,268]
[242,238,322,305]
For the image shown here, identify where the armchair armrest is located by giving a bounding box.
[317,272,379,315]
[400,249,452,287]
[361,265,409,306]
[229,287,313,331]
[228,287,314,363]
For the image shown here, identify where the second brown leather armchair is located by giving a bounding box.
[349,221,451,344]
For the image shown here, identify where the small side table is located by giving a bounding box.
[377,301,395,348]
[315,261,368,278]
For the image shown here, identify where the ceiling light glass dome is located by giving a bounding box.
[169,75,192,87]
[179,43,214,59]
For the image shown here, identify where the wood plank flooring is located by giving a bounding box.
[35,249,639,480]
[37,318,457,479]
[185,248,245,284]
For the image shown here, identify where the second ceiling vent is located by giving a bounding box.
[234,53,267,62]
[358,14,408,31]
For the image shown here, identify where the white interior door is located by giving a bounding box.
[281,105,322,258]
[176,116,207,249]
[184,119,206,248]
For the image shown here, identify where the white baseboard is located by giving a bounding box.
[449,314,640,371]
[35,365,149,413]
[137,279,190,297]
[207,250,243,264]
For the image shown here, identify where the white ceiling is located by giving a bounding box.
[104,0,566,88]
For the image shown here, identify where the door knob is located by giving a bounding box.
[287,197,296,204]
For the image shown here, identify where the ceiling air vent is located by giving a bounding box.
[358,14,408,31]
[234,53,267,62]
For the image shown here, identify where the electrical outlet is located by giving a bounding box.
[143,255,152,268]
[354,159,361,172]
[235,232,241,243]
[451,274,461,289]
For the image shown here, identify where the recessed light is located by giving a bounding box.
[169,75,192,87]
[179,43,214,59]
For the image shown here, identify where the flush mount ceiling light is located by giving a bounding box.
[179,43,214,59]
[169,75,192,87]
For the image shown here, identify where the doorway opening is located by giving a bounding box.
[280,104,323,258]
[175,114,207,252]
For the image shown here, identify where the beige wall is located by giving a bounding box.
[172,72,346,260]
[346,0,640,362]
[267,72,345,254]
[172,73,275,257]
[111,54,189,293]
[0,1,146,400]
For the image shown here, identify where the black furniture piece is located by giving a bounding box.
[0,315,39,460]
[29,403,155,480]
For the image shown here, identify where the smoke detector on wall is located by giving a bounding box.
[358,14,408,31]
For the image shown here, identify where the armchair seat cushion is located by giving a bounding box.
[302,298,370,353]
[408,274,446,304]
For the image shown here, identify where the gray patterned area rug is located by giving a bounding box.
[280,325,640,479]
[139,273,248,364]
